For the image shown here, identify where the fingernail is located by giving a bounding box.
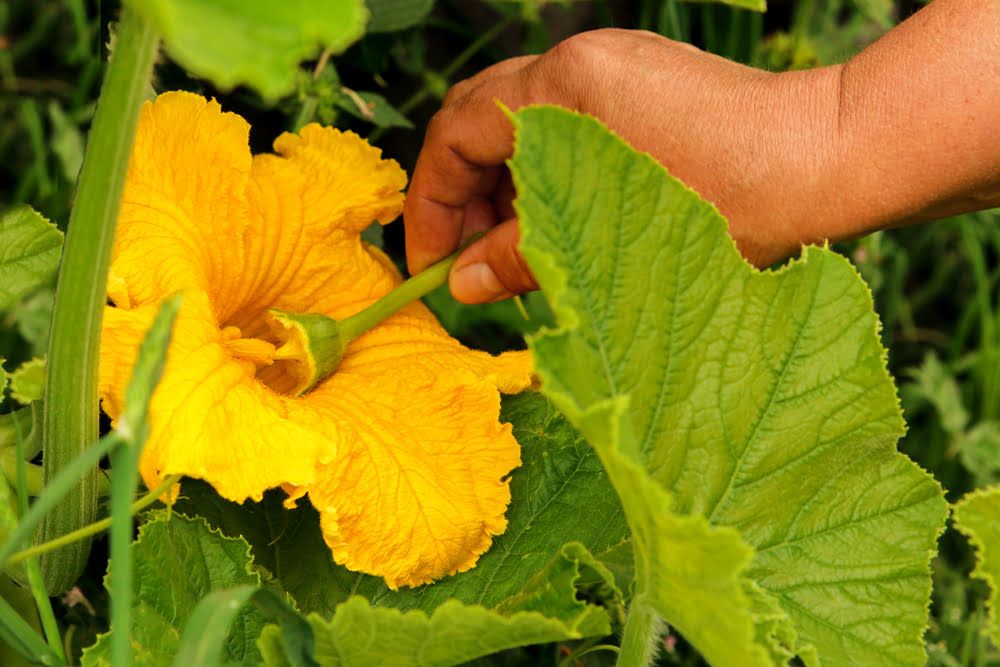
[451,262,508,303]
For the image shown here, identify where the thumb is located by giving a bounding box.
[448,218,538,304]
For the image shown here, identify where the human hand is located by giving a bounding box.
[407,3,1000,304]
[403,29,842,303]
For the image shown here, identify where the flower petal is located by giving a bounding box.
[341,307,534,394]
[229,126,407,326]
[300,309,532,588]
[99,291,337,502]
[110,92,253,313]
[306,367,520,589]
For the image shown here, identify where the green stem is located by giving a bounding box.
[12,414,65,663]
[292,48,332,130]
[617,598,662,667]
[39,6,158,592]
[339,247,462,344]
[5,474,179,569]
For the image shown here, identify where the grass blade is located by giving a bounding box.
[108,295,181,667]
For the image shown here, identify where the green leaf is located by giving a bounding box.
[0,575,43,667]
[81,511,266,666]
[47,101,85,184]
[958,422,1000,486]
[702,0,766,11]
[260,544,618,667]
[12,287,54,356]
[952,486,1000,647]
[0,207,63,313]
[0,361,7,400]
[336,90,413,129]
[511,106,948,665]
[174,392,629,617]
[175,586,318,667]
[8,358,45,406]
[424,285,553,348]
[366,0,434,33]
[905,352,968,435]
[125,0,369,99]
[851,0,894,28]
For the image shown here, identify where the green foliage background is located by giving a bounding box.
[1,0,999,664]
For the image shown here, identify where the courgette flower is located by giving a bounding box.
[98,92,533,588]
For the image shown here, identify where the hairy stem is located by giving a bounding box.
[38,6,158,592]
[6,474,179,568]
[617,598,663,667]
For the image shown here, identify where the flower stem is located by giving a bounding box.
[5,474,179,568]
[338,245,463,344]
[38,6,158,592]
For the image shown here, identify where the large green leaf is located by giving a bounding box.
[259,543,619,667]
[126,0,368,99]
[953,486,1000,647]
[175,392,629,616]
[0,207,63,312]
[511,106,948,665]
[81,511,266,666]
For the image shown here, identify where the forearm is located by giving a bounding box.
[718,0,1000,266]
[825,0,1000,241]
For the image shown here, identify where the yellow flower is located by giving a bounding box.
[99,91,533,588]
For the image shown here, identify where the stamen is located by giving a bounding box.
[224,336,277,367]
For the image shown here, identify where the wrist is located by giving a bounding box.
[719,63,851,267]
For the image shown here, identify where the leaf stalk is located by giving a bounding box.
[38,5,159,591]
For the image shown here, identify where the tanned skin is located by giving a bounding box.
[402,0,1000,303]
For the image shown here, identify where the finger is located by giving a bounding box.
[404,62,550,274]
[449,217,538,304]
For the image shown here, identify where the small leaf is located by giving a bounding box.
[905,352,968,435]
[852,0,894,28]
[8,358,45,406]
[12,287,54,356]
[952,486,1000,647]
[0,360,7,400]
[366,0,434,33]
[337,90,413,129]
[125,0,369,99]
[958,422,1000,486]
[0,206,63,312]
[47,101,85,183]
[81,511,266,666]
[718,0,766,10]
